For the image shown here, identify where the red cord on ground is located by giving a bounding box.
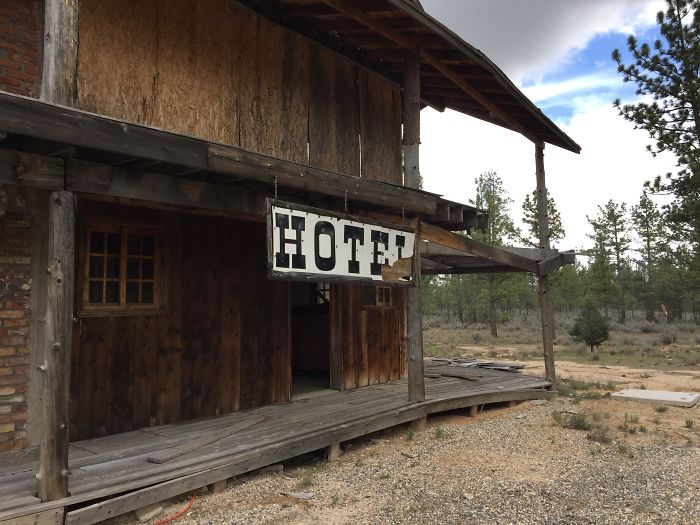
[153,491,197,525]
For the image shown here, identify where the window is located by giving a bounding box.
[82,222,161,314]
[362,286,393,307]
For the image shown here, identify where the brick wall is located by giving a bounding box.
[0,186,32,451]
[0,0,43,96]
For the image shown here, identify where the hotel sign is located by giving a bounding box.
[267,200,416,286]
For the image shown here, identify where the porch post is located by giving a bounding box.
[403,52,425,403]
[535,143,556,383]
[38,191,75,501]
[40,0,80,105]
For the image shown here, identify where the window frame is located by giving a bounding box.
[362,285,394,309]
[78,219,164,317]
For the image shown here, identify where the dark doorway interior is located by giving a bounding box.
[291,282,331,398]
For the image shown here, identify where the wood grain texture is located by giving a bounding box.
[38,191,75,501]
[75,0,401,178]
[41,0,79,105]
[70,202,292,440]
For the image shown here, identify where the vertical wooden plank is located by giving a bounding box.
[341,286,356,389]
[535,143,556,384]
[38,190,74,502]
[218,219,239,413]
[157,218,182,424]
[201,218,222,416]
[76,0,158,122]
[389,306,400,381]
[329,284,343,390]
[280,32,310,163]
[403,55,425,403]
[360,70,402,183]
[378,311,390,384]
[133,316,158,428]
[106,318,134,435]
[356,291,368,387]
[41,0,79,106]
[309,48,361,176]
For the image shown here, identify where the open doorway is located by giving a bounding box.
[291,282,331,398]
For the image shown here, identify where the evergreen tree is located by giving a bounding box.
[586,231,615,319]
[470,171,519,336]
[570,300,610,352]
[588,201,631,323]
[631,193,668,320]
[521,189,566,248]
[613,0,699,320]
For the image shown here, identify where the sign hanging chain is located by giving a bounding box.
[402,205,405,222]
[274,175,278,201]
[344,190,348,213]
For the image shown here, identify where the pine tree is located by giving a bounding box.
[588,201,631,323]
[570,300,610,352]
[631,193,668,320]
[521,189,565,248]
[470,171,519,336]
[613,0,699,320]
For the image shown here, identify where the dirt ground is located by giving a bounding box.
[113,358,700,525]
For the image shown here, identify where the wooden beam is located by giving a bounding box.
[419,222,539,273]
[320,0,537,142]
[66,159,265,218]
[40,0,79,106]
[538,252,576,277]
[208,144,436,216]
[38,191,75,501]
[0,93,208,170]
[535,143,556,384]
[0,150,64,189]
[402,52,425,404]
[422,265,526,275]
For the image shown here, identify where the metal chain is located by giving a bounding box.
[274,175,278,201]
[344,190,348,212]
[402,205,405,222]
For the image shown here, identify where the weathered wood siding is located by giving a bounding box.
[70,201,290,440]
[75,0,401,183]
[332,285,407,390]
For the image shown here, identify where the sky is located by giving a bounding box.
[418,0,678,251]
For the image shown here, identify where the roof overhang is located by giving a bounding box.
[235,0,581,153]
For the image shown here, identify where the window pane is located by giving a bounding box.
[362,286,376,306]
[142,259,154,279]
[127,234,141,255]
[105,256,120,279]
[105,282,119,304]
[106,233,120,255]
[89,256,104,278]
[126,282,139,304]
[142,235,155,256]
[88,281,103,304]
[127,258,140,279]
[141,283,154,304]
[89,232,105,253]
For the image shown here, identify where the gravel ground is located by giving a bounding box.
[113,396,700,525]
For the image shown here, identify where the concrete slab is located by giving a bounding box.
[611,389,700,408]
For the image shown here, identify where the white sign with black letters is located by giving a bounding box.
[267,200,416,285]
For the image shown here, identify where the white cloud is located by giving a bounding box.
[522,72,622,108]
[420,0,666,82]
[420,99,677,251]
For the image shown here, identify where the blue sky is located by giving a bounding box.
[418,0,677,250]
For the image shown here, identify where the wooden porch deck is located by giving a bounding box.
[0,364,550,525]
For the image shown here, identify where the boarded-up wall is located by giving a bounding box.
[76,0,401,183]
[70,200,290,440]
[332,285,407,390]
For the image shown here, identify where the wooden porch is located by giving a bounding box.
[0,363,550,525]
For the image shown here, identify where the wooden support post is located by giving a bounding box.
[410,416,427,432]
[327,441,342,461]
[38,191,75,502]
[40,0,80,106]
[403,53,425,403]
[469,404,478,417]
[535,143,556,384]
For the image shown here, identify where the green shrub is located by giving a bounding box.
[570,300,610,352]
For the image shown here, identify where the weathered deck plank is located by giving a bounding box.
[0,365,549,524]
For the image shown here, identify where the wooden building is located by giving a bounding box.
[0,0,578,522]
